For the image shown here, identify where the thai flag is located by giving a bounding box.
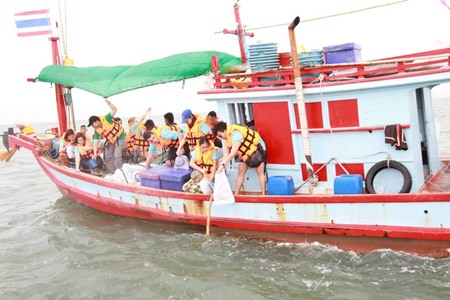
[14,9,52,37]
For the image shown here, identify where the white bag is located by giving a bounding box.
[174,155,190,170]
[213,171,235,205]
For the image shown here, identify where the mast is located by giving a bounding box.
[222,2,254,64]
[50,37,68,134]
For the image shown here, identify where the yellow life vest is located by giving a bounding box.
[194,143,217,180]
[186,114,206,149]
[225,124,260,161]
[21,125,35,135]
[95,115,124,144]
[152,125,180,149]
[133,123,149,152]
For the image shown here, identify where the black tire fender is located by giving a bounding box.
[365,160,412,194]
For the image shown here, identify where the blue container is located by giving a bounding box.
[139,164,173,189]
[299,50,324,66]
[323,43,362,64]
[334,174,363,194]
[268,176,295,195]
[160,168,192,191]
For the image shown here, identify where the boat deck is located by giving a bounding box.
[420,160,450,193]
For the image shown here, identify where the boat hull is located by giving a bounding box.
[28,147,449,258]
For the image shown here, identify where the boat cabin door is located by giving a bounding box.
[415,87,440,177]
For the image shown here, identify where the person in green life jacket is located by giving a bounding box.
[88,97,126,174]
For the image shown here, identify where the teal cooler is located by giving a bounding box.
[268,176,295,195]
[334,174,363,194]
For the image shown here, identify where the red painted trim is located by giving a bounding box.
[17,30,52,37]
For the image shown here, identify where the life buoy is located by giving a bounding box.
[365,160,412,194]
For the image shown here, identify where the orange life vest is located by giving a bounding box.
[95,116,124,144]
[225,124,260,161]
[133,123,149,152]
[152,125,180,149]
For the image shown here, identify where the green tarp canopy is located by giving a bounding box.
[36,51,242,97]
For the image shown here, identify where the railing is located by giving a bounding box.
[209,48,450,91]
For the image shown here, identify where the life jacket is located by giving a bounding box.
[152,125,180,149]
[125,129,136,153]
[77,145,94,159]
[194,143,216,180]
[133,123,149,152]
[20,125,35,135]
[186,114,206,149]
[225,124,260,161]
[94,115,124,144]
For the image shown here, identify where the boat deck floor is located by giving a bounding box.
[420,160,450,193]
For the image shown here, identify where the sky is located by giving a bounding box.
[1,0,450,127]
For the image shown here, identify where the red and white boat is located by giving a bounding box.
[2,3,450,257]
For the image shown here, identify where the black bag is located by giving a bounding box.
[245,147,265,168]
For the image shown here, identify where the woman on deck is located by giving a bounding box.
[213,121,267,196]
[189,136,220,195]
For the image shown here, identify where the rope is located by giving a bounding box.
[244,0,408,32]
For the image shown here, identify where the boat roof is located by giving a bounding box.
[34,51,242,97]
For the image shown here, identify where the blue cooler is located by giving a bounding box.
[323,43,362,64]
[334,174,363,194]
[268,176,295,195]
[139,165,173,189]
[160,168,192,191]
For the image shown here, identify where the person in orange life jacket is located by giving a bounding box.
[189,136,220,195]
[176,109,212,156]
[204,110,222,148]
[132,108,155,161]
[73,132,104,172]
[143,125,185,169]
[88,97,126,174]
[59,129,76,167]
[125,107,151,159]
[213,121,267,196]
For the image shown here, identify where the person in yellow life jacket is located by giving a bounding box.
[213,121,267,196]
[143,125,185,168]
[88,97,126,174]
[189,136,220,195]
[73,132,103,173]
[79,124,92,147]
[176,109,212,156]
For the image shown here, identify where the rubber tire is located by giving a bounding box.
[365,160,412,194]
